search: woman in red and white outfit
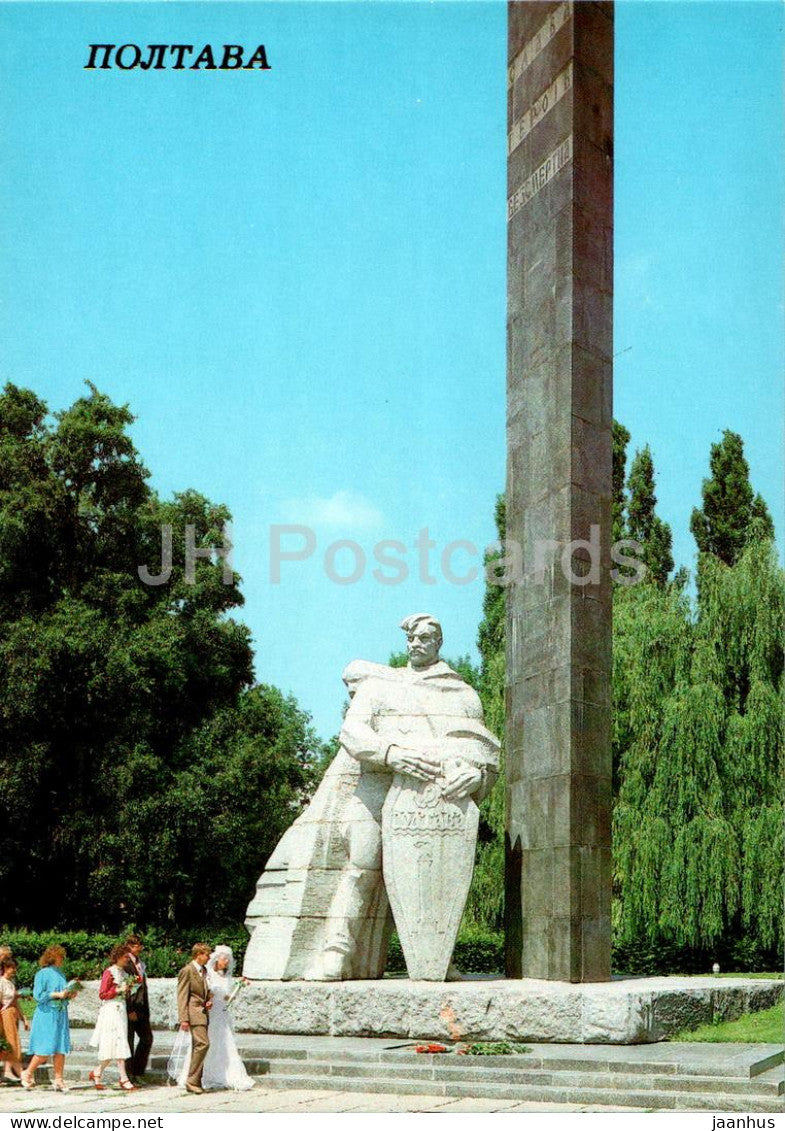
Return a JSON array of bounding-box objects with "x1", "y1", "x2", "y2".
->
[
  {"x1": 88, "y1": 946, "x2": 135, "y2": 1091},
  {"x1": 0, "y1": 955, "x2": 28, "y2": 1082}
]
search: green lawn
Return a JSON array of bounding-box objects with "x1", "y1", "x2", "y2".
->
[
  {"x1": 672, "y1": 1001, "x2": 784, "y2": 1043},
  {"x1": 669, "y1": 972, "x2": 784, "y2": 980}
]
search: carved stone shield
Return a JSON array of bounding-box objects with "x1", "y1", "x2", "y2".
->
[{"x1": 382, "y1": 774, "x2": 479, "y2": 981}]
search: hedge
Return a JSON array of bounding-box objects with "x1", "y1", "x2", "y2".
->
[
  {"x1": 2, "y1": 926, "x2": 780, "y2": 988},
  {"x1": 387, "y1": 926, "x2": 503, "y2": 974},
  {"x1": 0, "y1": 927, "x2": 249, "y2": 990}
]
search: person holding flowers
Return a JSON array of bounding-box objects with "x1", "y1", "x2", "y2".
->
[
  {"x1": 22, "y1": 945, "x2": 78, "y2": 1091},
  {"x1": 87, "y1": 945, "x2": 138, "y2": 1091},
  {"x1": 0, "y1": 955, "x2": 28, "y2": 1083},
  {"x1": 202, "y1": 945, "x2": 253, "y2": 1091}
]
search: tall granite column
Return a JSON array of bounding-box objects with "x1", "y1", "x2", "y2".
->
[{"x1": 505, "y1": 1, "x2": 613, "y2": 982}]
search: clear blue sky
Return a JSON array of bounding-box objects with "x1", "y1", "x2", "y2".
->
[{"x1": 1, "y1": 2, "x2": 782, "y2": 739}]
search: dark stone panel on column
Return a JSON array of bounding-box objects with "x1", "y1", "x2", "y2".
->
[{"x1": 505, "y1": 1, "x2": 614, "y2": 982}]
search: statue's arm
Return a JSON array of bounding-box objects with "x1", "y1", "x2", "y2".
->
[
  {"x1": 339, "y1": 683, "x2": 389, "y2": 771},
  {"x1": 447, "y1": 685, "x2": 501, "y2": 802},
  {"x1": 474, "y1": 762, "x2": 498, "y2": 804}
]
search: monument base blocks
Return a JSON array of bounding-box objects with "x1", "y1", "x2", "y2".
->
[{"x1": 68, "y1": 976, "x2": 783, "y2": 1045}]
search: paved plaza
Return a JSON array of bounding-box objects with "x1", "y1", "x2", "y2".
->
[{"x1": 0, "y1": 1080, "x2": 641, "y2": 1115}]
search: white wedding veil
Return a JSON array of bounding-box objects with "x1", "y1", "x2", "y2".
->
[{"x1": 206, "y1": 944, "x2": 235, "y2": 981}]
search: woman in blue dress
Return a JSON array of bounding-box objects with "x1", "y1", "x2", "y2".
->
[{"x1": 21, "y1": 946, "x2": 75, "y2": 1092}]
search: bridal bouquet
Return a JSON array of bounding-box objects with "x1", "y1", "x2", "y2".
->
[
  {"x1": 225, "y1": 977, "x2": 250, "y2": 1010},
  {"x1": 116, "y1": 972, "x2": 142, "y2": 997},
  {"x1": 54, "y1": 979, "x2": 82, "y2": 1010}
]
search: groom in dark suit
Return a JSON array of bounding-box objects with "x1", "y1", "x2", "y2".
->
[
  {"x1": 177, "y1": 943, "x2": 213, "y2": 1094},
  {"x1": 124, "y1": 934, "x2": 153, "y2": 1082}
]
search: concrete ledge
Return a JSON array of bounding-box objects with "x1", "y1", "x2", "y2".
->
[{"x1": 66, "y1": 976, "x2": 783, "y2": 1044}]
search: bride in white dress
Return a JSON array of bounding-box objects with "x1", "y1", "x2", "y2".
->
[{"x1": 169, "y1": 946, "x2": 253, "y2": 1091}]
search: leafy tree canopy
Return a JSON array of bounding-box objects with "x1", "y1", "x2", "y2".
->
[{"x1": 0, "y1": 383, "x2": 320, "y2": 930}]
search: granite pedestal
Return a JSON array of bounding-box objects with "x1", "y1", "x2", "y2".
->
[{"x1": 67, "y1": 976, "x2": 783, "y2": 1045}]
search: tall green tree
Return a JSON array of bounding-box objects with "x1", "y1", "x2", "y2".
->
[
  {"x1": 690, "y1": 430, "x2": 774, "y2": 565},
  {"x1": 113, "y1": 685, "x2": 320, "y2": 926},
  {"x1": 626, "y1": 445, "x2": 674, "y2": 586},
  {"x1": 0, "y1": 383, "x2": 319, "y2": 929},
  {"x1": 612, "y1": 421, "x2": 631, "y2": 545},
  {"x1": 613, "y1": 538, "x2": 783, "y2": 953}
]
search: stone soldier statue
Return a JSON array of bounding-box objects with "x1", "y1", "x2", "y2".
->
[
  {"x1": 242, "y1": 615, "x2": 499, "y2": 982},
  {"x1": 338, "y1": 614, "x2": 499, "y2": 980}
]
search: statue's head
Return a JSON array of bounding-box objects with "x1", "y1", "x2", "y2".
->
[{"x1": 401, "y1": 613, "x2": 442, "y2": 670}]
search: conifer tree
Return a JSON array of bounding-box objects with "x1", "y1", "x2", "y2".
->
[
  {"x1": 690, "y1": 430, "x2": 774, "y2": 565},
  {"x1": 626, "y1": 445, "x2": 674, "y2": 586},
  {"x1": 612, "y1": 420, "x2": 631, "y2": 545}
]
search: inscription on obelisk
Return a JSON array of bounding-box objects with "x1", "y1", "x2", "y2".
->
[{"x1": 505, "y1": 1, "x2": 613, "y2": 982}]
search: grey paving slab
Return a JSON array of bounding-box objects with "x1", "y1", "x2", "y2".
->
[
  {"x1": 0, "y1": 1081, "x2": 773, "y2": 1114},
  {"x1": 294, "y1": 1092, "x2": 457, "y2": 1113},
  {"x1": 0, "y1": 1081, "x2": 565, "y2": 1116},
  {"x1": 505, "y1": 1101, "x2": 648, "y2": 1114},
  {"x1": 193, "y1": 1095, "x2": 311, "y2": 1114},
  {"x1": 280, "y1": 1091, "x2": 403, "y2": 1113},
  {"x1": 0, "y1": 1086, "x2": 162, "y2": 1113},
  {"x1": 431, "y1": 1097, "x2": 523, "y2": 1112}
]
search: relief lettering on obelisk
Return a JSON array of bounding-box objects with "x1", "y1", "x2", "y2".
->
[
  {"x1": 508, "y1": 61, "x2": 573, "y2": 154},
  {"x1": 506, "y1": 0, "x2": 614, "y2": 982}
]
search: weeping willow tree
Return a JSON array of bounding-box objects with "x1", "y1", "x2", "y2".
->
[
  {"x1": 614, "y1": 531, "x2": 784, "y2": 955},
  {"x1": 468, "y1": 429, "x2": 782, "y2": 965}
]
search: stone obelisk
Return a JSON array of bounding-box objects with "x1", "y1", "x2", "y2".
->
[{"x1": 505, "y1": 1, "x2": 613, "y2": 982}]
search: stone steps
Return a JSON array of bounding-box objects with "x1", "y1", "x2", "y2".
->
[
  {"x1": 28, "y1": 1046, "x2": 783, "y2": 1112},
  {"x1": 247, "y1": 1070, "x2": 784, "y2": 1112},
  {"x1": 214, "y1": 1050, "x2": 780, "y2": 1111},
  {"x1": 229, "y1": 1045, "x2": 783, "y2": 1079},
  {"x1": 245, "y1": 1055, "x2": 784, "y2": 1097}
]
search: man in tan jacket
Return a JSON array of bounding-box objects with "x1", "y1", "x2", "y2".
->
[{"x1": 177, "y1": 943, "x2": 213, "y2": 1094}]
